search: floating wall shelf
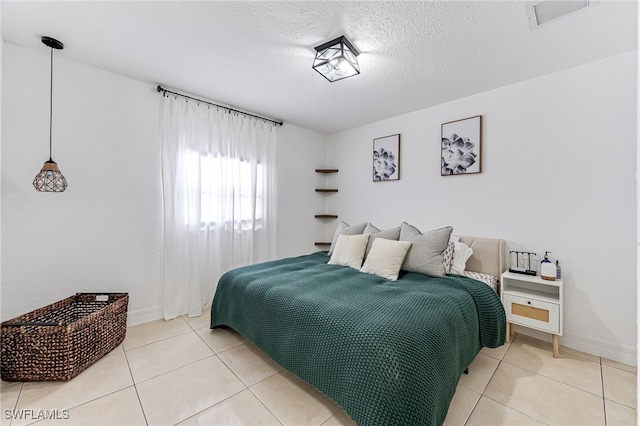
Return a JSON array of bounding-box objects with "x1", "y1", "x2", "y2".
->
[{"x1": 315, "y1": 168, "x2": 339, "y2": 247}]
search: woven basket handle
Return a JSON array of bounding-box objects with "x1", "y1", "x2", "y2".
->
[{"x1": 2, "y1": 322, "x2": 62, "y2": 327}]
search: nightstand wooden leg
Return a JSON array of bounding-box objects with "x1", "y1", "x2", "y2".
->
[
  {"x1": 506, "y1": 322, "x2": 512, "y2": 343},
  {"x1": 552, "y1": 334, "x2": 559, "y2": 358}
]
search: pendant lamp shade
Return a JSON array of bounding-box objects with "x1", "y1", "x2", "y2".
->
[
  {"x1": 33, "y1": 160, "x2": 67, "y2": 192},
  {"x1": 312, "y1": 36, "x2": 360, "y2": 82},
  {"x1": 33, "y1": 36, "x2": 67, "y2": 192}
]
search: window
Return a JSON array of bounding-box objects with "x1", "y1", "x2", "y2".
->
[{"x1": 196, "y1": 153, "x2": 264, "y2": 229}]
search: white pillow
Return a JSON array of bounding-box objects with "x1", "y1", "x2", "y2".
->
[
  {"x1": 328, "y1": 234, "x2": 370, "y2": 270},
  {"x1": 360, "y1": 238, "x2": 412, "y2": 281},
  {"x1": 450, "y1": 242, "x2": 474, "y2": 275}
]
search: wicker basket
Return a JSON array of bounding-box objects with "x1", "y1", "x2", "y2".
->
[{"x1": 1, "y1": 293, "x2": 128, "y2": 382}]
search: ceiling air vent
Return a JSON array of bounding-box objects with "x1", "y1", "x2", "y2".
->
[{"x1": 525, "y1": 0, "x2": 590, "y2": 29}]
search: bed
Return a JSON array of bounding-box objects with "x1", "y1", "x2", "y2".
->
[{"x1": 210, "y1": 234, "x2": 506, "y2": 425}]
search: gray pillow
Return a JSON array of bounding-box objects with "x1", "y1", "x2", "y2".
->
[
  {"x1": 328, "y1": 221, "x2": 368, "y2": 255},
  {"x1": 363, "y1": 223, "x2": 401, "y2": 257},
  {"x1": 399, "y1": 222, "x2": 453, "y2": 276}
]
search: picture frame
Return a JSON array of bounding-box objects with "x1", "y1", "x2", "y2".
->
[
  {"x1": 441, "y1": 115, "x2": 482, "y2": 176},
  {"x1": 373, "y1": 134, "x2": 400, "y2": 181}
]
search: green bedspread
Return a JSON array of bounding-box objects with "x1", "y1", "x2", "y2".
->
[{"x1": 210, "y1": 251, "x2": 506, "y2": 425}]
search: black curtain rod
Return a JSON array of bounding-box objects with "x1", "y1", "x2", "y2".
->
[{"x1": 156, "y1": 85, "x2": 283, "y2": 126}]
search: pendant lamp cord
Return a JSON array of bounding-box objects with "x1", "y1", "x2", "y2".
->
[{"x1": 48, "y1": 46, "x2": 53, "y2": 162}]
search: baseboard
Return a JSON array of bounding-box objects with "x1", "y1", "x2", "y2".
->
[
  {"x1": 513, "y1": 325, "x2": 637, "y2": 367},
  {"x1": 560, "y1": 334, "x2": 637, "y2": 367},
  {"x1": 127, "y1": 305, "x2": 163, "y2": 327}
]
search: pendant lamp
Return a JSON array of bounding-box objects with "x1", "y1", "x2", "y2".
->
[
  {"x1": 312, "y1": 36, "x2": 360, "y2": 82},
  {"x1": 33, "y1": 36, "x2": 67, "y2": 192}
]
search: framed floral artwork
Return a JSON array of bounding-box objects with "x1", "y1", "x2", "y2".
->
[
  {"x1": 441, "y1": 115, "x2": 482, "y2": 175},
  {"x1": 373, "y1": 134, "x2": 400, "y2": 181}
]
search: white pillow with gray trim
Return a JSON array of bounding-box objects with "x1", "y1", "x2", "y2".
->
[{"x1": 399, "y1": 223, "x2": 453, "y2": 276}]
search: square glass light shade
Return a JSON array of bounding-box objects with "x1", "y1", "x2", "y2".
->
[
  {"x1": 33, "y1": 160, "x2": 67, "y2": 192},
  {"x1": 313, "y1": 36, "x2": 360, "y2": 82}
]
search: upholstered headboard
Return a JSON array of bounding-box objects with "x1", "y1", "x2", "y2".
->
[{"x1": 458, "y1": 236, "x2": 506, "y2": 279}]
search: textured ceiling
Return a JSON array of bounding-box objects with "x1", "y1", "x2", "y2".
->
[{"x1": 1, "y1": 1, "x2": 637, "y2": 135}]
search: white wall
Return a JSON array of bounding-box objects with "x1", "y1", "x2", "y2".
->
[
  {"x1": 1, "y1": 42, "x2": 324, "y2": 325},
  {"x1": 275, "y1": 124, "x2": 328, "y2": 257},
  {"x1": 326, "y1": 51, "x2": 637, "y2": 365}
]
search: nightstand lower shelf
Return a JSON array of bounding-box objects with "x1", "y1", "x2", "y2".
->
[{"x1": 505, "y1": 323, "x2": 560, "y2": 358}]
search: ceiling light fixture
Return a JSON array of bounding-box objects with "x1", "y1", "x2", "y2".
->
[
  {"x1": 312, "y1": 36, "x2": 360, "y2": 83},
  {"x1": 33, "y1": 36, "x2": 67, "y2": 192},
  {"x1": 525, "y1": 0, "x2": 590, "y2": 29}
]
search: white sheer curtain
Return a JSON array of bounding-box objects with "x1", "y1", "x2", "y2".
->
[{"x1": 160, "y1": 95, "x2": 277, "y2": 320}]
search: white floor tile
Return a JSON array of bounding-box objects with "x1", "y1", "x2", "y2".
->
[
  {"x1": 1, "y1": 382, "x2": 22, "y2": 422},
  {"x1": 321, "y1": 410, "x2": 357, "y2": 426},
  {"x1": 182, "y1": 309, "x2": 212, "y2": 331},
  {"x1": 466, "y1": 396, "x2": 545, "y2": 425},
  {"x1": 136, "y1": 356, "x2": 245, "y2": 426},
  {"x1": 480, "y1": 340, "x2": 511, "y2": 360},
  {"x1": 458, "y1": 353, "x2": 500, "y2": 394},
  {"x1": 196, "y1": 327, "x2": 247, "y2": 353},
  {"x1": 602, "y1": 364, "x2": 637, "y2": 409},
  {"x1": 127, "y1": 332, "x2": 214, "y2": 383},
  {"x1": 251, "y1": 370, "x2": 339, "y2": 426},
  {"x1": 605, "y1": 399, "x2": 637, "y2": 426},
  {"x1": 123, "y1": 317, "x2": 192, "y2": 350},
  {"x1": 217, "y1": 342, "x2": 282, "y2": 386},
  {"x1": 35, "y1": 386, "x2": 146, "y2": 425},
  {"x1": 13, "y1": 351, "x2": 133, "y2": 426},
  {"x1": 504, "y1": 334, "x2": 603, "y2": 396},
  {"x1": 484, "y1": 362, "x2": 606, "y2": 425},
  {"x1": 443, "y1": 385, "x2": 481, "y2": 426},
  {"x1": 177, "y1": 389, "x2": 282, "y2": 425}
]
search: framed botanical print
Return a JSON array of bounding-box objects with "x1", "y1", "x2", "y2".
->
[
  {"x1": 373, "y1": 134, "x2": 400, "y2": 181},
  {"x1": 441, "y1": 115, "x2": 482, "y2": 175}
]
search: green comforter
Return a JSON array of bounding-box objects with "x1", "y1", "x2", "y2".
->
[{"x1": 210, "y1": 252, "x2": 505, "y2": 425}]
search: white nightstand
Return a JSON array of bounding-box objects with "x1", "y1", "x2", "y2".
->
[{"x1": 501, "y1": 271, "x2": 563, "y2": 357}]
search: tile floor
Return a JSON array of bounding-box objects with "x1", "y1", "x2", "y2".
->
[{"x1": 1, "y1": 310, "x2": 636, "y2": 426}]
